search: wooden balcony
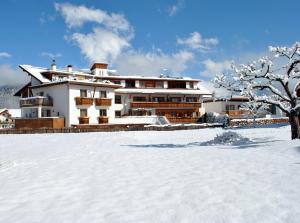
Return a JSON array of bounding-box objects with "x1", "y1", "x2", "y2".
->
[
  {"x1": 95, "y1": 98, "x2": 112, "y2": 106},
  {"x1": 15, "y1": 117, "x2": 64, "y2": 129},
  {"x1": 98, "y1": 116, "x2": 109, "y2": 124},
  {"x1": 78, "y1": 116, "x2": 89, "y2": 124},
  {"x1": 131, "y1": 102, "x2": 201, "y2": 108},
  {"x1": 75, "y1": 97, "x2": 93, "y2": 106},
  {"x1": 225, "y1": 110, "x2": 249, "y2": 118},
  {"x1": 20, "y1": 96, "x2": 53, "y2": 107}
]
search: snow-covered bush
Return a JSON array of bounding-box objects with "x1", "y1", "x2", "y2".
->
[
  {"x1": 203, "y1": 112, "x2": 230, "y2": 127},
  {"x1": 202, "y1": 131, "x2": 251, "y2": 146}
]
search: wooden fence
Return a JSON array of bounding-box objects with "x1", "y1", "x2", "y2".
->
[{"x1": 0, "y1": 123, "x2": 223, "y2": 134}]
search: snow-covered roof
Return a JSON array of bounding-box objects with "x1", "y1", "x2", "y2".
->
[
  {"x1": 30, "y1": 80, "x2": 122, "y2": 89},
  {"x1": 115, "y1": 88, "x2": 211, "y2": 95},
  {"x1": 0, "y1": 108, "x2": 8, "y2": 114},
  {"x1": 8, "y1": 109, "x2": 21, "y2": 118},
  {"x1": 99, "y1": 75, "x2": 200, "y2": 82},
  {"x1": 22, "y1": 64, "x2": 200, "y2": 82},
  {"x1": 19, "y1": 65, "x2": 51, "y2": 84}
]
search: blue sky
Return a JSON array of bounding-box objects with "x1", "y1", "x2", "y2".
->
[{"x1": 0, "y1": 0, "x2": 300, "y2": 85}]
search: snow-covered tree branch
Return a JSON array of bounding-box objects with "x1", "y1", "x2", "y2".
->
[{"x1": 214, "y1": 42, "x2": 300, "y2": 139}]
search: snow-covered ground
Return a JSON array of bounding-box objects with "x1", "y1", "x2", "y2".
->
[{"x1": 0, "y1": 125, "x2": 300, "y2": 223}]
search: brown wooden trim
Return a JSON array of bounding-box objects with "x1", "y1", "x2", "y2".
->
[
  {"x1": 167, "y1": 117, "x2": 199, "y2": 123},
  {"x1": 95, "y1": 98, "x2": 112, "y2": 106},
  {"x1": 75, "y1": 97, "x2": 93, "y2": 106},
  {"x1": 78, "y1": 116, "x2": 89, "y2": 124},
  {"x1": 98, "y1": 116, "x2": 109, "y2": 124},
  {"x1": 15, "y1": 117, "x2": 65, "y2": 129},
  {"x1": 91, "y1": 63, "x2": 108, "y2": 70},
  {"x1": 131, "y1": 102, "x2": 201, "y2": 108}
]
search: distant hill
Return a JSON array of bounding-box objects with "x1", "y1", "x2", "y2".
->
[{"x1": 0, "y1": 85, "x2": 21, "y2": 109}]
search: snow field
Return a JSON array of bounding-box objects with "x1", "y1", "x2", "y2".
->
[{"x1": 0, "y1": 125, "x2": 300, "y2": 223}]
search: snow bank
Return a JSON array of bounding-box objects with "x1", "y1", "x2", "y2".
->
[{"x1": 201, "y1": 131, "x2": 251, "y2": 146}]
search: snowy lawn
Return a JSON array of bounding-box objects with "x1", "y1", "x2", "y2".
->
[{"x1": 0, "y1": 125, "x2": 300, "y2": 223}]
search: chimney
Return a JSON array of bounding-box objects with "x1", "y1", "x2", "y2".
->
[
  {"x1": 67, "y1": 65, "x2": 73, "y2": 73},
  {"x1": 51, "y1": 60, "x2": 57, "y2": 71},
  {"x1": 90, "y1": 63, "x2": 108, "y2": 76}
]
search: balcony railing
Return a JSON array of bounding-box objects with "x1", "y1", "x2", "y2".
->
[
  {"x1": 225, "y1": 110, "x2": 249, "y2": 118},
  {"x1": 95, "y1": 98, "x2": 112, "y2": 106},
  {"x1": 78, "y1": 116, "x2": 89, "y2": 124},
  {"x1": 98, "y1": 116, "x2": 109, "y2": 124},
  {"x1": 131, "y1": 101, "x2": 201, "y2": 108},
  {"x1": 75, "y1": 97, "x2": 94, "y2": 106},
  {"x1": 20, "y1": 96, "x2": 53, "y2": 107}
]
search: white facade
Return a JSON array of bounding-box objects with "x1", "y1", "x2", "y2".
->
[{"x1": 16, "y1": 63, "x2": 212, "y2": 127}]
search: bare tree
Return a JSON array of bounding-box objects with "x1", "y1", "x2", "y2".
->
[{"x1": 214, "y1": 42, "x2": 300, "y2": 139}]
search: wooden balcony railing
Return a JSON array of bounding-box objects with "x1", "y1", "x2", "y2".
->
[
  {"x1": 225, "y1": 110, "x2": 249, "y2": 118},
  {"x1": 98, "y1": 116, "x2": 109, "y2": 124},
  {"x1": 78, "y1": 116, "x2": 89, "y2": 124},
  {"x1": 20, "y1": 97, "x2": 53, "y2": 107},
  {"x1": 75, "y1": 97, "x2": 93, "y2": 106},
  {"x1": 131, "y1": 102, "x2": 201, "y2": 108},
  {"x1": 95, "y1": 98, "x2": 112, "y2": 106}
]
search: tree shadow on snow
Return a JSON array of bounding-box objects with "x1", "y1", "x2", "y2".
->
[{"x1": 124, "y1": 138, "x2": 281, "y2": 149}]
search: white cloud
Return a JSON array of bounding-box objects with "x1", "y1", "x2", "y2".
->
[
  {"x1": 72, "y1": 27, "x2": 131, "y2": 63},
  {"x1": 55, "y1": 3, "x2": 133, "y2": 64},
  {"x1": 41, "y1": 52, "x2": 62, "y2": 59},
  {"x1": 55, "y1": 2, "x2": 131, "y2": 33},
  {"x1": 201, "y1": 59, "x2": 232, "y2": 78},
  {"x1": 177, "y1": 32, "x2": 219, "y2": 51},
  {"x1": 0, "y1": 52, "x2": 11, "y2": 58},
  {"x1": 0, "y1": 64, "x2": 29, "y2": 86},
  {"x1": 115, "y1": 50, "x2": 194, "y2": 76},
  {"x1": 168, "y1": 0, "x2": 185, "y2": 16}
]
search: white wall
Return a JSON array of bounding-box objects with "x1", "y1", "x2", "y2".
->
[
  {"x1": 32, "y1": 84, "x2": 69, "y2": 124},
  {"x1": 203, "y1": 101, "x2": 245, "y2": 114},
  {"x1": 69, "y1": 84, "x2": 115, "y2": 126}
]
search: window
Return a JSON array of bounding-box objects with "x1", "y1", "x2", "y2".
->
[
  {"x1": 80, "y1": 109, "x2": 88, "y2": 117},
  {"x1": 115, "y1": 95, "x2": 122, "y2": 104},
  {"x1": 226, "y1": 105, "x2": 235, "y2": 111},
  {"x1": 125, "y1": 80, "x2": 135, "y2": 88},
  {"x1": 168, "y1": 81, "x2": 186, "y2": 89},
  {"x1": 100, "y1": 91, "x2": 107, "y2": 98},
  {"x1": 115, "y1": 110, "x2": 121, "y2": 117},
  {"x1": 139, "y1": 81, "x2": 145, "y2": 88},
  {"x1": 133, "y1": 96, "x2": 146, "y2": 102},
  {"x1": 41, "y1": 109, "x2": 51, "y2": 117},
  {"x1": 152, "y1": 97, "x2": 165, "y2": 102},
  {"x1": 99, "y1": 109, "x2": 107, "y2": 116},
  {"x1": 186, "y1": 97, "x2": 197, "y2": 102},
  {"x1": 156, "y1": 81, "x2": 164, "y2": 88},
  {"x1": 39, "y1": 92, "x2": 44, "y2": 96},
  {"x1": 170, "y1": 97, "x2": 181, "y2": 102},
  {"x1": 80, "y1": 89, "x2": 87, "y2": 97},
  {"x1": 190, "y1": 82, "x2": 194, "y2": 89},
  {"x1": 113, "y1": 80, "x2": 121, "y2": 85}
]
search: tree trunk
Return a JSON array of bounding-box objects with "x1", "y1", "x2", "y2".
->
[{"x1": 289, "y1": 110, "x2": 300, "y2": 140}]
